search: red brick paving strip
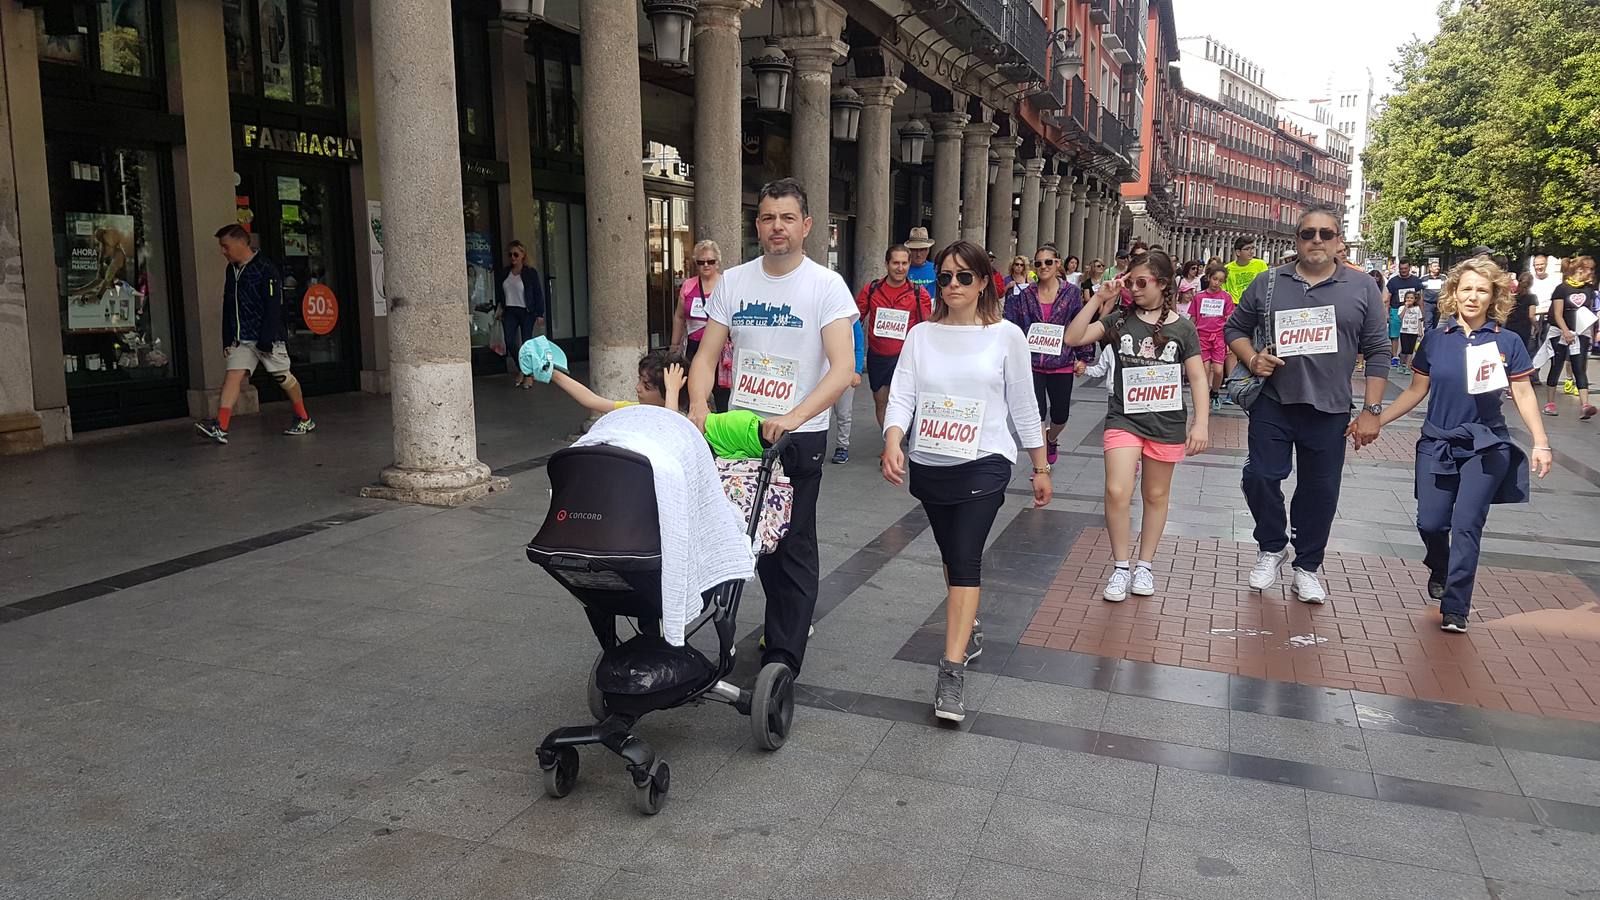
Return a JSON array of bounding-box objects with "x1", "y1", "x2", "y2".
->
[{"x1": 1022, "y1": 529, "x2": 1600, "y2": 722}]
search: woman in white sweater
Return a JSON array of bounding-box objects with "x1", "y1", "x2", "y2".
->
[{"x1": 881, "y1": 240, "x2": 1053, "y2": 723}]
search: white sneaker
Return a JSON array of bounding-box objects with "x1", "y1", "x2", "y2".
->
[
  {"x1": 1248, "y1": 550, "x2": 1288, "y2": 591},
  {"x1": 1131, "y1": 566, "x2": 1156, "y2": 596},
  {"x1": 1104, "y1": 567, "x2": 1131, "y2": 603},
  {"x1": 1291, "y1": 567, "x2": 1327, "y2": 605}
]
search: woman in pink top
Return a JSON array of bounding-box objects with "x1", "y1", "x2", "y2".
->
[
  {"x1": 671, "y1": 240, "x2": 729, "y2": 409},
  {"x1": 1187, "y1": 262, "x2": 1231, "y2": 410}
]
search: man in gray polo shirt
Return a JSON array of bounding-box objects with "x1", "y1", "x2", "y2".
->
[{"x1": 1224, "y1": 204, "x2": 1391, "y2": 604}]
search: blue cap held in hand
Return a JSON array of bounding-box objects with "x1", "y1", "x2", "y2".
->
[{"x1": 518, "y1": 335, "x2": 569, "y2": 383}]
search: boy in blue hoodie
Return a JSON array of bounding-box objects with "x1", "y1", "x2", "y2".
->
[{"x1": 195, "y1": 224, "x2": 314, "y2": 443}]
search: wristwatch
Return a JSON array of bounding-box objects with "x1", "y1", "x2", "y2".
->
[
  {"x1": 1033, "y1": 464, "x2": 1053, "y2": 475},
  {"x1": 1363, "y1": 403, "x2": 1384, "y2": 415}
]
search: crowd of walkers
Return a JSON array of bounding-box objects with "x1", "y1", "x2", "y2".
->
[{"x1": 537, "y1": 176, "x2": 1571, "y2": 723}]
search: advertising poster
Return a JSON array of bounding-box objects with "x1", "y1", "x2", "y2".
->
[
  {"x1": 65, "y1": 212, "x2": 138, "y2": 332},
  {"x1": 367, "y1": 200, "x2": 386, "y2": 317}
]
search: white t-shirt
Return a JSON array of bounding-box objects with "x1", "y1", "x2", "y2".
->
[
  {"x1": 1531, "y1": 270, "x2": 1564, "y2": 314},
  {"x1": 883, "y1": 321, "x2": 1045, "y2": 466},
  {"x1": 502, "y1": 271, "x2": 526, "y2": 308},
  {"x1": 707, "y1": 256, "x2": 858, "y2": 433}
]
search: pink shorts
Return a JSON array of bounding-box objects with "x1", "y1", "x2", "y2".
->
[
  {"x1": 1104, "y1": 428, "x2": 1186, "y2": 463},
  {"x1": 1198, "y1": 329, "x2": 1227, "y2": 365}
]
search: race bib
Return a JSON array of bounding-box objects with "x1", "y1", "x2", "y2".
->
[
  {"x1": 731, "y1": 349, "x2": 799, "y2": 415},
  {"x1": 873, "y1": 308, "x2": 910, "y2": 341},
  {"x1": 1122, "y1": 364, "x2": 1184, "y2": 413},
  {"x1": 1026, "y1": 323, "x2": 1066, "y2": 356},
  {"x1": 1466, "y1": 341, "x2": 1508, "y2": 395},
  {"x1": 688, "y1": 292, "x2": 707, "y2": 320},
  {"x1": 913, "y1": 394, "x2": 985, "y2": 460},
  {"x1": 1571, "y1": 304, "x2": 1597, "y2": 335},
  {"x1": 1199, "y1": 296, "x2": 1226, "y2": 318},
  {"x1": 1275, "y1": 306, "x2": 1339, "y2": 357}
]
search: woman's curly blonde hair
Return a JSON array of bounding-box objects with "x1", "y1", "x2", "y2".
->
[{"x1": 1438, "y1": 257, "x2": 1514, "y2": 324}]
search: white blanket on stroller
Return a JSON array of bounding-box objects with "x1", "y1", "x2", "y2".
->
[{"x1": 573, "y1": 405, "x2": 756, "y2": 646}]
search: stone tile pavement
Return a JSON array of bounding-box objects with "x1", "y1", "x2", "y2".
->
[{"x1": 5, "y1": 373, "x2": 1600, "y2": 898}]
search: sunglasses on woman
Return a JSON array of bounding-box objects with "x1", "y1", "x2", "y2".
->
[
  {"x1": 1297, "y1": 227, "x2": 1339, "y2": 242},
  {"x1": 936, "y1": 271, "x2": 979, "y2": 287},
  {"x1": 695, "y1": 258, "x2": 718, "y2": 266}
]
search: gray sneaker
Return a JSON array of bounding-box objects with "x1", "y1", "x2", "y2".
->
[
  {"x1": 933, "y1": 658, "x2": 966, "y2": 722},
  {"x1": 966, "y1": 618, "x2": 984, "y2": 663}
]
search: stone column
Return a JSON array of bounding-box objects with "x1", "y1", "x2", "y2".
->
[
  {"x1": 694, "y1": 0, "x2": 758, "y2": 262},
  {"x1": 363, "y1": 0, "x2": 501, "y2": 504},
  {"x1": 849, "y1": 75, "x2": 906, "y2": 285},
  {"x1": 1103, "y1": 191, "x2": 1122, "y2": 260},
  {"x1": 987, "y1": 136, "x2": 1019, "y2": 260},
  {"x1": 1038, "y1": 173, "x2": 1060, "y2": 249},
  {"x1": 778, "y1": 0, "x2": 847, "y2": 264},
  {"x1": 960, "y1": 120, "x2": 996, "y2": 245},
  {"x1": 928, "y1": 112, "x2": 968, "y2": 252},
  {"x1": 1016, "y1": 157, "x2": 1044, "y2": 258},
  {"x1": 1070, "y1": 179, "x2": 1091, "y2": 262},
  {"x1": 1054, "y1": 173, "x2": 1074, "y2": 261}
]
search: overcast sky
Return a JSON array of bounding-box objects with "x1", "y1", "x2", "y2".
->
[{"x1": 1171, "y1": 0, "x2": 1444, "y2": 100}]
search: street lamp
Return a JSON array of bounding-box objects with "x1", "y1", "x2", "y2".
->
[
  {"x1": 499, "y1": 0, "x2": 545, "y2": 20},
  {"x1": 988, "y1": 152, "x2": 1000, "y2": 185},
  {"x1": 643, "y1": 0, "x2": 698, "y2": 67},
  {"x1": 830, "y1": 86, "x2": 863, "y2": 142},
  {"x1": 749, "y1": 40, "x2": 793, "y2": 112},
  {"x1": 898, "y1": 118, "x2": 930, "y2": 165}
]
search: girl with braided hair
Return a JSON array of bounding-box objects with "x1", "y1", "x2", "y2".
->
[{"x1": 1065, "y1": 249, "x2": 1210, "y2": 602}]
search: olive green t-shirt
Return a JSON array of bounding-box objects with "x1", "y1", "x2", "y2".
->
[{"x1": 1098, "y1": 311, "x2": 1201, "y2": 445}]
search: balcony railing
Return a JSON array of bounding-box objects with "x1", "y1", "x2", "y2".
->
[
  {"x1": 1088, "y1": 0, "x2": 1111, "y2": 26},
  {"x1": 1001, "y1": 0, "x2": 1050, "y2": 83},
  {"x1": 1101, "y1": 108, "x2": 1126, "y2": 157},
  {"x1": 1038, "y1": 60, "x2": 1067, "y2": 111}
]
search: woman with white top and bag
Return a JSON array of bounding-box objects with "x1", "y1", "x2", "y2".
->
[{"x1": 882, "y1": 240, "x2": 1052, "y2": 723}]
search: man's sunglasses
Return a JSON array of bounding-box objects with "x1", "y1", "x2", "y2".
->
[
  {"x1": 936, "y1": 271, "x2": 979, "y2": 287},
  {"x1": 1031, "y1": 259, "x2": 1057, "y2": 268},
  {"x1": 1297, "y1": 228, "x2": 1339, "y2": 242},
  {"x1": 694, "y1": 259, "x2": 718, "y2": 266}
]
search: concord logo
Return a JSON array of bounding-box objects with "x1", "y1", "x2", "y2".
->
[{"x1": 556, "y1": 509, "x2": 603, "y2": 522}]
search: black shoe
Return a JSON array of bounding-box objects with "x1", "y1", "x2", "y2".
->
[
  {"x1": 1441, "y1": 614, "x2": 1468, "y2": 633},
  {"x1": 1427, "y1": 579, "x2": 1445, "y2": 602}
]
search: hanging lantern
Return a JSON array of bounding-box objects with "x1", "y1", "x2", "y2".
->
[
  {"x1": 988, "y1": 152, "x2": 1000, "y2": 185},
  {"x1": 830, "y1": 86, "x2": 864, "y2": 142},
  {"x1": 749, "y1": 40, "x2": 793, "y2": 112},
  {"x1": 897, "y1": 118, "x2": 931, "y2": 165},
  {"x1": 643, "y1": 0, "x2": 697, "y2": 67},
  {"x1": 1011, "y1": 163, "x2": 1024, "y2": 195},
  {"x1": 499, "y1": 0, "x2": 545, "y2": 20}
]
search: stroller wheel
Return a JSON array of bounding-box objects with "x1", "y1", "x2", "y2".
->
[
  {"x1": 633, "y1": 759, "x2": 670, "y2": 815},
  {"x1": 543, "y1": 746, "x2": 580, "y2": 799},
  {"x1": 750, "y1": 662, "x2": 795, "y2": 751},
  {"x1": 587, "y1": 652, "x2": 609, "y2": 721}
]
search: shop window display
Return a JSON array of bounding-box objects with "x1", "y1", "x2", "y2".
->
[
  {"x1": 35, "y1": 0, "x2": 155, "y2": 78},
  {"x1": 223, "y1": 0, "x2": 336, "y2": 107},
  {"x1": 463, "y1": 183, "x2": 497, "y2": 351},
  {"x1": 48, "y1": 143, "x2": 176, "y2": 386}
]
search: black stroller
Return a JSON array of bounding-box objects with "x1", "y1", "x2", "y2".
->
[{"x1": 525, "y1": 433, "x2": 795, "y2": 815}]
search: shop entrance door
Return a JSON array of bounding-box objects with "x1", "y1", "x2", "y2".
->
[
  {"x1": 234, "y1": 161, "x2": 359, "y2": 397},
  {"x1": 532, "y1": 196, "x2": 589, "y2": 359}
]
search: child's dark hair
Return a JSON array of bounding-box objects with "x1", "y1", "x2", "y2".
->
[
  {"x1": 638, "y1": 348, "x2": 688, "y2": 397},
  {"x1": 1107, "y1": 249, "x2": 1178, "y2": 352}
]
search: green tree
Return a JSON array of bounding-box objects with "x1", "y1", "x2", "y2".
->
[{"x1": 1362, "y1": 0, "x2": 1600, "y2": 256}]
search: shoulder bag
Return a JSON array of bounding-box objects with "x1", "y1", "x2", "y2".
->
[{"x1": 1223, "y1": 266, "x2": 1276, "y2": 412}]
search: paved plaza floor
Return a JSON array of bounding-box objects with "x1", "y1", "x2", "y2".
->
[{"x1": 5, "y1": 372, "x2": 1600, "y2": 899}]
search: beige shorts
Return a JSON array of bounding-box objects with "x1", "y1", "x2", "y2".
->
[{"x1": 225, "y1": 341, "x2": 292, "y2": 374}]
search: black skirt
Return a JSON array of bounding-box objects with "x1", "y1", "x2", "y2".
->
[{"x1": 909, "y1": 455, "x2": 1014, "y2": 505}]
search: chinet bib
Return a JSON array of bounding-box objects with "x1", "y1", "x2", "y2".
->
[
  {"x1": 1121, "y1": 364, "x2": 1184, "y2": 413},
  {"x1": 1275, "y1": 306, "x2": 1338, "y2": 357}
]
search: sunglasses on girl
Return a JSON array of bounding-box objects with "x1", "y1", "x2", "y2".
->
[
  {"x1": 1126, "y1": 276, "x2": 1161, "y2": 291},
  {"x1": 1031, "y1": 259, "x2": 1057, "y2": 268},
  {"x1": 936, "y1": 271, "x2": 978, "y2": 287},
  {"x1": 1297, "y1": 227, "x2": 1339, "y2": 242}
]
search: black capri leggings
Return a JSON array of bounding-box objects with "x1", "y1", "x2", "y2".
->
[
  {"x1": 910, "y1": 456, "x2": 1012, "y2": 587},
  {"x1": 1546, "y1": 335, "x2": 1591, "y2": 389},
  {"x1": 1033, "y1": 371, "x2": 1075, "y2": 427},
  {"x1": 1399, "y1": 333, "x2": 1419, "y2": 355}
]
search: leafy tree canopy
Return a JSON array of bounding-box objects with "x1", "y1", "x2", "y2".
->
[{"x1": 1363, "y1": 0, "x2": 1600, "y2": 257}]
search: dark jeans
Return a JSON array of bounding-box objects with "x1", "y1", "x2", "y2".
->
[
  {"x1": 1416, "y1": 446, "x2": 1509, "y2": 619},
  {"x1": 1241, "y1": 395, "x2": 1348, "y2": 572},
  {"x1": 758, "y1": 430, "x2": 827, "y2": 673},
  {"x1": 501, "y1": 306, "x2": 537, "y2": 367},
  {"x1": 1545, "y1": 335, "x2": 1591, "y2": 389},
  {"x1": 1032, "y1": 371, "x2": 1075, "y2": 427}
]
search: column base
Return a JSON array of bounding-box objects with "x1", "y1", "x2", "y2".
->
[
  {"x1": 360, "y1": 461, "x2": 509, "y2": 507},
  {"x1": 0, "y1": 411, "x2": 45, "y2": 455},
  {"x1": 187, "y1": 385, "x2": 259, "y2": 419},
  {"x1": 360, "y1": 368, "x2": 392, "y2": 394}
]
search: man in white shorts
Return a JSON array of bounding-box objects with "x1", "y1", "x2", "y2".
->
[{"x1": 194, "y1": 224, "x2": 315, "y2": 443}]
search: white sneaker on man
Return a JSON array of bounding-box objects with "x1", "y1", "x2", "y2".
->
[
  {"x1": 1247, "y1": 550, "x2": 1288, "y2": 590},
  {"x1": 1291, "y1": 567, "x2": 1327, "y2": 604}
]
